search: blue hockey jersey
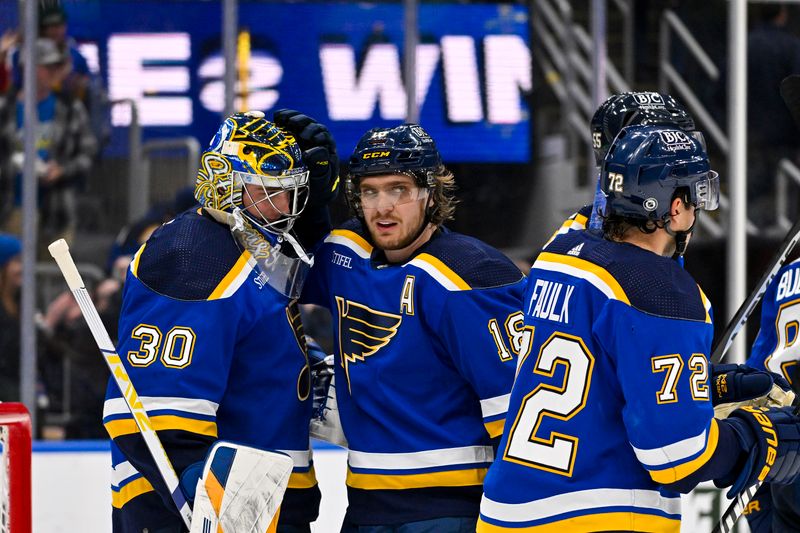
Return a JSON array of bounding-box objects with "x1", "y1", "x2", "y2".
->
[
  {"x1": 479, "y1": 229, "x2": 717, "y2": 532},
  {"x1": 302, "y1": 219, "x2": 526, "y2": 525},
  {"x1": 103, "y1": 210, "x2": 320, "y2": 531},
  {"x1": 747, "y1": 257, "x2": 800, "y2": 385}
]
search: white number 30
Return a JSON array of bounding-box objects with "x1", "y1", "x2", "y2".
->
[{"x1": 128, "y1": 324, "x2": 196, "y2": 369}]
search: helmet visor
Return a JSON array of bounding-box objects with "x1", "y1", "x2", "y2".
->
[
  {"x1": 355, "y1": 182, "x2": 429, "y2": 210},
  {"x1": 692, "y1": 170, "x2": 719, "y2": 211},
  {"x1": 688, "y1": 130, "x2": 707, "y2": 152}
]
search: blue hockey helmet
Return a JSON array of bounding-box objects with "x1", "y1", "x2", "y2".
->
[
  {"x1": 591, "y1": 92, "x2": 698, "y2": 166},
  {"x1": 347, "y1": 124, "x2": 442, "y2": 186},
  {"x1": 346, "y1": 123, "x2": 445, "y2": 217},
  {"x1": 194, "y1": 110, "x2": 309, "y2": 235},
  {"x1": 601, "y1": 124, "x2": 719, "y2": 222}
]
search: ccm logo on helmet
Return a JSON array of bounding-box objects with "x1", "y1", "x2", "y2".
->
[
  {"x1": 742, "y1": 406, "x2": 779, "y2": 482},
  {"x1": 363, "y1": 151, "x2": 391, "y2": 159}
]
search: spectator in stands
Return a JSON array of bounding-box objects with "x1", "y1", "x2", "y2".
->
[
  {"x1": 747, "y1": 4, "x2": 800, "y2": 227},
  {"x1": 33, "y1": 0, "x2": 110, "y2": 148},
  {"x1": 9, "y1": 1, "x2": 91, "y2": 103},
  {"x1": 0, "y1": 37, "x2": 96, "y2": 244},
  {"x1": 0, "y1": 30, "x2": 17, "y2": 93},
  {"x1": 39, "y1": 272, "x2": 119, "y2": 439},
  {"x1": 0, "y1": 234, "x2": 22, "y2": 401},
  {"x1": 37, "y1": 0, "x2": 91, "y2": 102}
]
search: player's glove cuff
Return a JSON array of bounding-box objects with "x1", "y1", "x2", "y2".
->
[
  {"x1": 712, "y1": 364, "x2": 796, "y2": 419},
  {"x1": 712, "y1": 364, "x2": 774, "y2": 406}
]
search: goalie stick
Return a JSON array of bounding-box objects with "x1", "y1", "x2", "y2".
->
[
  {"x1": 47, "y1": 239, "x2": 193, "y2": 530},
  {"x1": 711, "y1": 73, "x2": 800, "y2": 533}
]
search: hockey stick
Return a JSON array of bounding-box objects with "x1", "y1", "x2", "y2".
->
[
  {"x1": 711, "y1": 216, "x2": 800, "y2": 364},
  {"x1": 711, "y1": 74, "x2": 800, "y2": 365},
  {"x1": 710, "y1": 74, "x2": 800, "y2": 533},
  {"x1": 47, "y1": 239, "x2": 193, "y2": 530}
]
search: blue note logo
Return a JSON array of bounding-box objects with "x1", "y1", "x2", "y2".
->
[{"x1": 335, "y1": 296, "x2": 402, "y2": 392}]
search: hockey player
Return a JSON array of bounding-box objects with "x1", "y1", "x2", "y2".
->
[
  {"x1": 478, "y1": 124, "x2": 800, "y2": 532},
  {"x1": 103, "y1": 110, "x2": 337, "y2": 532},
  {"x1": 741, "y1": 257, "x2": 800, "y2": 532},
  {"x1": 291, "y1": 119, "x2": 526, "y2": 532}
]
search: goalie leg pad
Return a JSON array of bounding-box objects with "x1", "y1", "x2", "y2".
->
[{"x1": 189, "y1": 441, "x2": 294, "y2": 533}]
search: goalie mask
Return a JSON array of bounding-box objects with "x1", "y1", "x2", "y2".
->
[
  {"x1": 602, "y1": 124, "x2": 719, "y2": 223},
  {"x1": 194, "y1": 110, "x2": 310, "y2": 236},
  {"x1": 591, "y1": 92, "x2": 700, "y2": 167},
  {"x1": 195, "y1": 111, "x2": 313, "y2": 299}
]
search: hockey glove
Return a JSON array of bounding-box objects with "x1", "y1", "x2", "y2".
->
[
  {"x1": 712, "y1": 364, "x2": 795, "y2": 419},
  {"x1": 307, "y1": 337, "x2": 347, "y2": 447},
  {"x1": 718, "y1": 406, "x2": 800, "y2": 498},
  {"x1": 273, "y1": 109, "x2": 339, "y2": 208},
  {"x1": 308, "y1": 336, "x2": 333, "y2": 417}
]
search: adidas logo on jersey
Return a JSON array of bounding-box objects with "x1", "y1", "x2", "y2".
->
[{"x1": 567, "y1": 243, "x2": 584, "y2": 257}]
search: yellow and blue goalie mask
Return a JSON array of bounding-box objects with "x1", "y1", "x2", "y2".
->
[{"x1": 195, "y1": 110, "x2": 310, "y2": 236}]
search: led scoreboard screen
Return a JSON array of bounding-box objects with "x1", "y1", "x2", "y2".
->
[{"x1": 2, "y1": 1, "x2": 531, "y2": 162}]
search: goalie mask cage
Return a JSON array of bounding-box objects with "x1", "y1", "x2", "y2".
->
[{"x1": 0, "y1": 403, "x2": 30, "y2": 533}]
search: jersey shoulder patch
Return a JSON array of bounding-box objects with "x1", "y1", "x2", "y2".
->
[
  {"x1": 411, "y1": 229, "x2": 524, "y2": 290},
  {"x1": 544, "y1": 230, "x2": 707, "y2": 321},
  {"x1": 134, "y1": 210, "x2": 247, "y2": 300}
]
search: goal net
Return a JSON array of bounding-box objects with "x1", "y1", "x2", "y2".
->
[{"x1": 0, "y1": 403, "x2": 31, "y2": 533}]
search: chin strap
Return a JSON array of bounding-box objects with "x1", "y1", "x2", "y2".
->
[{"x1": 665, "y1": 211, "x2": 698, "y2": 260}]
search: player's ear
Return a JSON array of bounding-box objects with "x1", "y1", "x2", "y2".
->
[{"x1": 669, "y1": 196, "x2": 684, "y2": 217}]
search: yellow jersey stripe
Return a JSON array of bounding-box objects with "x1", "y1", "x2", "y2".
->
[
  {"x1": 536, "y1": 252, "x2": 630, "y2": 304},
  {"x1": 413, "y1": 253, "x2": 472, "y2": 290},
  {"x1": 288, "y1": 467, "x2": 318, "y2": 489},
  {"x1": 112, "y1": 476, "x2": 154, "y2": 509},
  {"x1": 698, "y1": 285, "x2": 712, "y2": 324},
  {"x1": 208, "y1": 251, "x2": 252, "y2": 300},
  {"x1": 105, "y1": 415, "x2": 218, "y2": 439},
  {"x1": 573, "y1": 213, "x2": 588, "y2": 228},
  {"x1": 648, "y1": 419, "x2": 719, "y2": 484},
  {"x1": 330, "y1": 229, "x2": 373, "y2": 255},
  {"x1": 130, "y1": 243, "x2": 147, "y2": 278},
  {"x1": 476, "y1": 512, "x2": 679, "y2": 532},
  {"x1": 484, "y1": 419, "x2": 505, "y2": 439},
  {"x1": 346, "y1": 467, "x2": 487, "y2": 490}
]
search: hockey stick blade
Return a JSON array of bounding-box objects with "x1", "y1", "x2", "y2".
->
[{"x1": 711, "y1": 216, "x2": 800, "y2": 363}]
